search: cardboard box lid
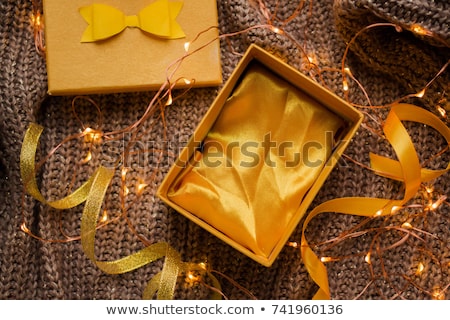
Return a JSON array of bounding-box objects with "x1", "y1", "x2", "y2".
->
[{"x1": 43, "y1": 0, "x2": 222, "y2": 95}]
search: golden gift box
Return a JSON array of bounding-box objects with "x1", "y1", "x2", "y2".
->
[
  {"x1": 158, "y1": 44, "x2": 363, "y2": 266},
  {"x1": 42, "y1": 0, "x2": 222, "y2": 95}
]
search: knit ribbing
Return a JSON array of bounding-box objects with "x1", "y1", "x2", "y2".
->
[{"x1": 0, "y1": 0, "x2": 448, "y2": 299}]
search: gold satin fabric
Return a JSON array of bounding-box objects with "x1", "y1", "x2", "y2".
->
[{"x1": 168, "y1": 63, "x2": 345, "y2": 258}]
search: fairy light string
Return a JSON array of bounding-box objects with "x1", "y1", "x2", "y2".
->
[
  {"x1": 20, "y1": 123, "x2": 222, "y2": 299},
  {"x1": 25, "y1": 0, "x2": 450, "y2": 299}
]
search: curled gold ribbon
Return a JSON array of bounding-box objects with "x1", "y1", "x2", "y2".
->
[
  {"x1": 301, "y1": 103, "x2": 450, "y2": 299},
  {"x1": 370, "y1": 104, "x2": 450, "y2": 182},
  {"x1": 20, "y1": 123, "x2": 221, "y2": 299},
  {"x1": 20, "y1": 123, "x2": 95, "y2": 209}
]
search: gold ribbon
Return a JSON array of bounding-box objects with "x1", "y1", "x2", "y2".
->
[
  {"x1": 301, "y1": 103, "x2": 450, "y2": 299},
  {"x1": 22, "y1": 102, "x2": 448, "y2": 300},
  {"x1": 20, "y1": 123, "x2": 221, "y2": 299},
  {"x1": 79, "y1": 0, "x2": 185, "y2": 42},
  {"x1": 20, "y1": 123, "x2": 97, "y2": 209}
]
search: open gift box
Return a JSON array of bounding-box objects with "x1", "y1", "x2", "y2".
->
[
  {"x1": 42, "y1": 0, "x2": 222, "y2": 95},
  {"x1": 158, "y1": 44, "x2": 363, "y2": 266}
]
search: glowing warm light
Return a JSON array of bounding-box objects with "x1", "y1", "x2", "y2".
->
[
  {"x1": 428, "y1": 195, "x2": 446, "y2": 211},
  {"x1": 430, "y1": 202, "x2": 439, "y2": 210},
  {"x1": 391, "y1": 206, "x2": 402, "y2": 214},
  {"x1": 415, "y1": 262, "x2": 424, "y2": 275},
  {"x1": 183, "y1": 78, "x2": 192, "y2": 85},
  {"x1": 432, "y1": 287, "x2": 445, "y2": 300},
  {"x1": 364, "y1": 252, "x2": 371, "y2": 265},
  {"x1": 184, "y1": 42, "x2": 190, "y2": 52},
  {"x1": 374, "y1": 209, "x2": 383, "y2": 217},
  {"x1": 121, "y1": 167, "x2": 128, "y2": 180},
  {"x1": 31, "y1": 12, "x2": 42, "y2": 28},
  {"x1": 198, "y1": 262, "x2": 207, "y2": 270},
  {"x1": 185, "y1": 271, "x2": 201, "y2": 286},
  {"x1": 123, "y1": 186, "x2": 130, "y2": 197},
  {"x1": 83, "y1": 127, "x2": 102, "y2": 144},
  {"x1": 343, "y1": 79, "x2": 349, "y2": 92},
  {"x1": 425, "y1": 186, "x2": 434, "y2": 194},
  {"x1": 270, "y1": 26, "x2": 283, "y2": 34},
  {"x1": 287, "y1": 241, "x2": 299, "y2": 248},
  {"x1": 411, "y1": 24, "x2": 430, "y2": 36},
  {"x1": 320, "y1": 257, "x2": 333, "y2": 263},
  {"x1": 437, "y1": 106, "x2": 447, "y2": 118},
  {"x1": 401, "y1": 222, "x2": 412, "y2": 229},
  {"x1": 100, "y1": 210, "x2": 108, "y2": 223},
  {"x1": 81, "y1": 151, "x2": 92, "y2": 164},
  {"x1": 136, "y1": 182, "x2": 148, "y2": 195},
  {"x1": 166, "y1": 93, "x2": 173, "y2": 106},
  {"x1": 20, "y1": 222, "x2": 30, "y2": 233},
  {"x1": 415, "y1": 89, "x2": 426, "y2": 98},
  {"x1": 344, "y1": 67, "x2": 353, "y2": 76}
]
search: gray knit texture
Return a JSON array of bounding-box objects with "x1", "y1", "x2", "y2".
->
[{"x1": 1, "y1": 0, "x2": 449, "y2": 299}]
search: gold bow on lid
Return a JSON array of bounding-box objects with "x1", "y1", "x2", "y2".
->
[{"x1": 79, "y1": 0, "x2": 186, "y2": 42}]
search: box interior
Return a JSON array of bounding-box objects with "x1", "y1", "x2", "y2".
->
[{"x1": 164, "y1": 59, "x2": 355, "y2": 263}]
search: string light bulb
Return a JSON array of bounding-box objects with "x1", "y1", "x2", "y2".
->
[
  {"x1": 414, "y1": 89, "x2": 426, "y2": 98},
  {"x1": 121, "y1": 167, "x2": 128, "y2": 180},
  {"x1": 136, "y1": 181, "x2": 148, "y2": 196},
  {"x1": 287, "y1": 241, "x2": 299, "y2": 248},
  {"x1": 437, "y1": 106, "x2": 447, "y2": 119},
  {"x1": 390, "y1": 206, "x2": 402, "y2": 214},
  {"x1": 81, "y1": 151, "x2": 92, "y2": 164},
  {"x1": 307, "y1": 55, "x2": 316, "y2": 64},
  {"x1": 344, "y1": 67, "x2": 352, "y2": 76},
  {"x1": 432, "y1": 287, "x2": 445, "y2": 300},
  {"x1": 425, "y1": 186, "x2": 434, "y2": 194},
  {"x1": 185, "y1": 271, "x2": 201, "y2": 287},
  {"x1": 270, "y1": 26, "x2": 283, "y2": 34},
  {"x1": 342, "y1": 79, "x2": 349, "y2": 92},
  {"x1": 364, "y1": 252, "x2": 371, "y2": 265},
  {"x1": 320, "y1": 256, "x2": 337, "y2": 263},
  {"x1": 83, "y1": 127, "x2": 102, "y2": 144},
  {"x1": 401, "y1": 222, "x2": 412, "y2": 229},
  {"x1": 166, "y1": 93, "x2": 173, "y2": 106},
  {"x1": 20, "y1": 222, "x2": 30, "y2": 233},
  {"x1": 100, "y1": 210, "x2": 108, "y2": 223},
  {"x1": 31, "y1": 11, "x2": 42, "y2": 28},
  {"x1": 198, "y1": 262, "x2": 207, "y2": 270},
  {"x1": 123, "y1": 185, "x2": 130, "y2": 197},
  {"x1": 410, "y1": 24, "x2": 431, "y2": 36},
  {"x1": 427, "y1": 195, "x2": 446, "y2": 211},
  {"x1": 184, "y1": 42, "x2": 190, "y2": 52},
  {"x1": 415, "y1": 262, "x2": 424, "y2": 275}
]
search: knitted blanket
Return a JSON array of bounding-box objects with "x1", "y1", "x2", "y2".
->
[{"x1": 1, "y1": 0, "x2": 449, "y2": 299}]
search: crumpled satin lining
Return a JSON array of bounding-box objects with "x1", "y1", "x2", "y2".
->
[{"x1": 168, "y1": 63, "x2": 346, "y2": 258}]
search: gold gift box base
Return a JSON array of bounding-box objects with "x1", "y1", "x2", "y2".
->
[{"x1": 158, "y1": 44, "x2": 363, "y2": 266}]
